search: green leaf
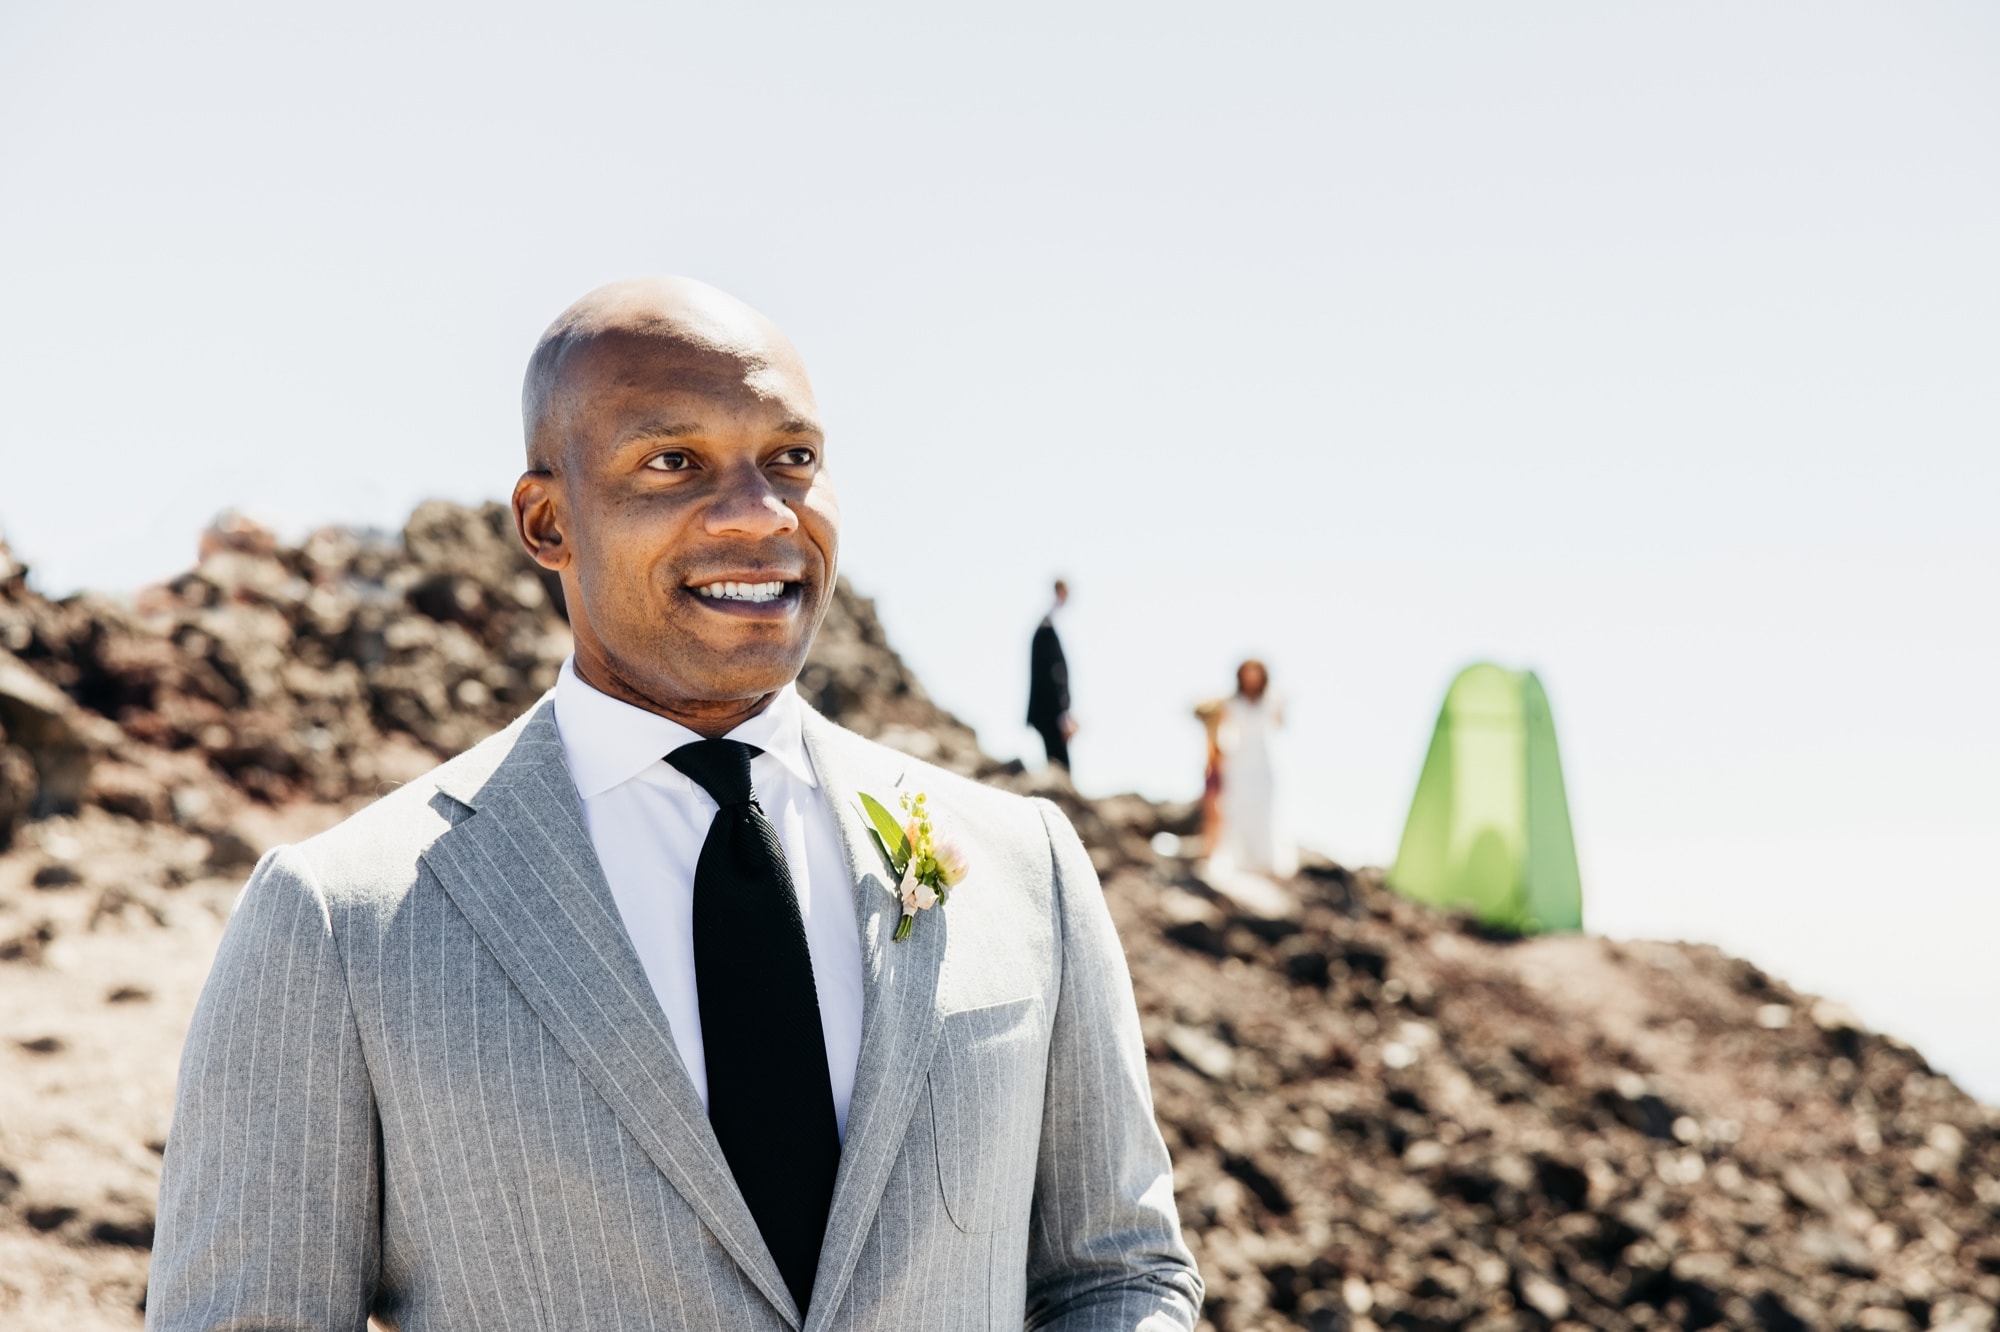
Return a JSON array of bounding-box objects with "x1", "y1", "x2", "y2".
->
[
  {"x1": 865, "y1": 827, "x2": 898, "y2": 873},
  {"x1": 858, "y1": 792, "x2": 910, "y2": 868}
]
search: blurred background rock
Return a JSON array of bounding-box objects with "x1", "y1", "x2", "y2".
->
[{"x1": 0, "y1": 505, "x2": 1993, "y2": 1330}]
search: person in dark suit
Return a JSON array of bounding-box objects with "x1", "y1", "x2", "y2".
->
[{"x1": 1027, "y1": 578, "x2": 1075, "y2": 769}]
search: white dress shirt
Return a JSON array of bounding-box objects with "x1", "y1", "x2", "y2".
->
[{"x1": 551, "y1": 658, "x2": 865, "y2": 1138}]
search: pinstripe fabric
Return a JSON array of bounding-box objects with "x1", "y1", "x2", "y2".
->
[{"x1": 147, "y1": 699, "x2": 1201, "y2": 1331}]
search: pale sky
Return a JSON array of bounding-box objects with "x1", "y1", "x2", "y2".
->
[{"x1": 3, "y1": 2, "x2": 1996, "y2": 1098}]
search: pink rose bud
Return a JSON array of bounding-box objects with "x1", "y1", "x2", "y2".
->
[{"x1": 934, "y1": 839, "x2": 970, "y2": 887}]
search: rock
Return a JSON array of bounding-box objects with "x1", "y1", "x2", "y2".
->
[
  {"x1": 1518, "y1": 1270, "x2": 1570, "y2": 1320},
  {"x1": 1197, "y1": 864, "x2": 1301, "y2": 921},
  {"x1": 2, "y1": 503, "x2": 1997, "y2": 1330},
  {"x1": 1220, "y1": 1153, "x2": 1293, "y2": 1216},
  {"x1": 83, "y1": 759, "x2": 173, "y2": 823},
  {"x1": 31, "y1": 862, "x2": 81, "y2": 888},
  {"x1": 24, "y1": 1203, "x2": 78, "y2": 1232},
  {"x1": 88, "y1": 1213, "x2": 156, "y2": 1248},
  {"x1": 0, "y1": 645, "x2": 118, "y2": 821},
  {"x1": 1164, "y1": 1023, "x2": 1238, "y2": 1082},
  {"x1": 1751, "y1": 1290, "x2": 1811, "y2": 1332},
  {"x1": 0, "y1": 919, "x2": 55, "y2": 962},
  {"x1": 1117, "y1": 845, "x2": 2000, "y2": 1328},
  {"x1": 0, "y1": 728, "x2": 35, "y2": 847},
  {"x1": 201, "y1": 825, "x2": 260, "y2": 870},
  {"x1": 0, "y1": 504, "x2": 1010, "y2": 825},
  {"x1": 1781, "y1": 1161, "x2": 1853, "y2": 1215}
]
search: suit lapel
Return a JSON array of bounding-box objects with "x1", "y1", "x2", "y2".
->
[
  {"x1": 800, "y1": 710, "x2": 948, "y2": 1332},
  {"x1": 419, "y1": 702, "x2": 803, "y2": 1328}
]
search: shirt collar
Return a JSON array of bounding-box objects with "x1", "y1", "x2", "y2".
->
[{"x1": 552, "y1": 657, "x2": 818, "y2": 801}]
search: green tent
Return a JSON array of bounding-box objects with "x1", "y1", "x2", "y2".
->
[{"x1": 1389, "y1": 663, "x2": 1582, "y2": 934}]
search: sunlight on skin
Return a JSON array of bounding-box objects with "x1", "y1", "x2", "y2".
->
[{"x1": 511, "y1": 278, "x2": 842, "y2": 739}]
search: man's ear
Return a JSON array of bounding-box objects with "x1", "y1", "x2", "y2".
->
[{"x1": 512, "y1": 471, "x2": 570, "y2": 572}]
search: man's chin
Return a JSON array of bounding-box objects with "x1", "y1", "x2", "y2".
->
[{"x1": 667, "y1": 644, "x2": 810, "y2": 705}]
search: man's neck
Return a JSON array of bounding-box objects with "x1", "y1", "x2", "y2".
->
[{"x1": 572, "y1": 653, "x2": 783, "y2": 740}]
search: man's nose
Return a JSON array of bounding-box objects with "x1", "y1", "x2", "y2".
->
[{"x1": 702, "y1": 464, "x2": 800, "y2": 539}]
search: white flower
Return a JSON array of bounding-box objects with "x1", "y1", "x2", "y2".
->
[{"x1": 898, "y1": 861, "x2": 938, "y2": 914}]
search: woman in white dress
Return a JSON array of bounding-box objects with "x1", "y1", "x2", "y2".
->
[{"x1": 1209, "y1": 659, "x2": 1297, "y2": 878}]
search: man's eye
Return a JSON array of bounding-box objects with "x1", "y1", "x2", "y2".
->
[
  {"x1": 775, "y1": 447, "x2": 816, "y2": 467},
  {"x1": 646, "y1": 451, "x2": 691, "y2": 472}
]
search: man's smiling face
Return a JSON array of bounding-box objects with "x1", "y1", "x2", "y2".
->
[{"x1": 513, "y1": 285, "x2": 839, "y2": 732}]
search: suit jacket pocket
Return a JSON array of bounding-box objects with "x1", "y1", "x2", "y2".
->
[{"x1": 927, "y1": 995, "x2": 1048, "y2": 1235}]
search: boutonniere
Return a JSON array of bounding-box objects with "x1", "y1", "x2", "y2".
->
[{"x1": 858, "y1": 789, "x2": 969, "y2": 941}]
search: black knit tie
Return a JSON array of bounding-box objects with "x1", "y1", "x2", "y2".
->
[{"x1": 666, "y1": 738, "x2": 839, "y2": 1315}]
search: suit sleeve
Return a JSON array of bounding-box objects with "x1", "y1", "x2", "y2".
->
[
  {"x1": 1024, "y1": 803, "x2": 1202, "y2": 1331},
  {"x1": 147, "y1": 846, "x2": 381, "y2": 1331}
]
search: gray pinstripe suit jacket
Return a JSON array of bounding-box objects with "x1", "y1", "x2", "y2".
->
[{"x1": 146, "y1": 698, "x2": 1202, "y2": 1331}]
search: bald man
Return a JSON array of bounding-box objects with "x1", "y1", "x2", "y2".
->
[{"x1": 147, "y1": 278, "x2": 1201, "y2": 1332}]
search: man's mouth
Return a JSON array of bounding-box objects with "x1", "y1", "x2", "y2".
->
[{"x1": 691, "y1": 579, "x2": 798, "y2": 606}]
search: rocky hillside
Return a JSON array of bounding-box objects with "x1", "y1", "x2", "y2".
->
[
  {"x1": 0, "y1": 506, "x2": 1994, "y2": 1332},
  {"x1": 1120, "y1": 868, "x2": 2000, "y2": 1331}
]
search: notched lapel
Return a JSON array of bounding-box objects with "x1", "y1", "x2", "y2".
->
[
  {"x1": 419, "y1": 704, "x2": 804, "y2": 1329},
  {"x1": 800, "y1": 713, "x2": 947, "y2": 1332}
]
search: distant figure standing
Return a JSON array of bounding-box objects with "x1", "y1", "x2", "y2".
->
[
  {"x1": 1193, "y1": 697, "x2": 1226, "y2": 851},
  {"x1": 1208, "y1": 659, "x2": 1296, "y2": 878},
  {"x1": 1026, "y1": 578, "x2": 1075, "y2": 769}
]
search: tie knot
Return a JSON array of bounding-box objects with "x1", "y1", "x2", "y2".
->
[{"x1": 667, "y1": 738, "x2": 763, "y2": 808}]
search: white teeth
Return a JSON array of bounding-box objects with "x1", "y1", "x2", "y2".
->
[{"x1": 696, "y1": 581, "x2": 787, "y2": 603}]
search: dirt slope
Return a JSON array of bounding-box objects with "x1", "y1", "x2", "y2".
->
[
  {"x1": 1108, "y1": 863, "x2": 2000, "y2": 1331},
  {"x1": 0, "y1": 506, "x2": 1993, "y2": 1331}
]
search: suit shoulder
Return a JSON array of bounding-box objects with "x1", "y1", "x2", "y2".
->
[
  {"x1": 286, "y1": 776, "x2": 450, "y2": 904},
  {"x1": 288, "y1": 701, "x2": 551, "y2": 906}
]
